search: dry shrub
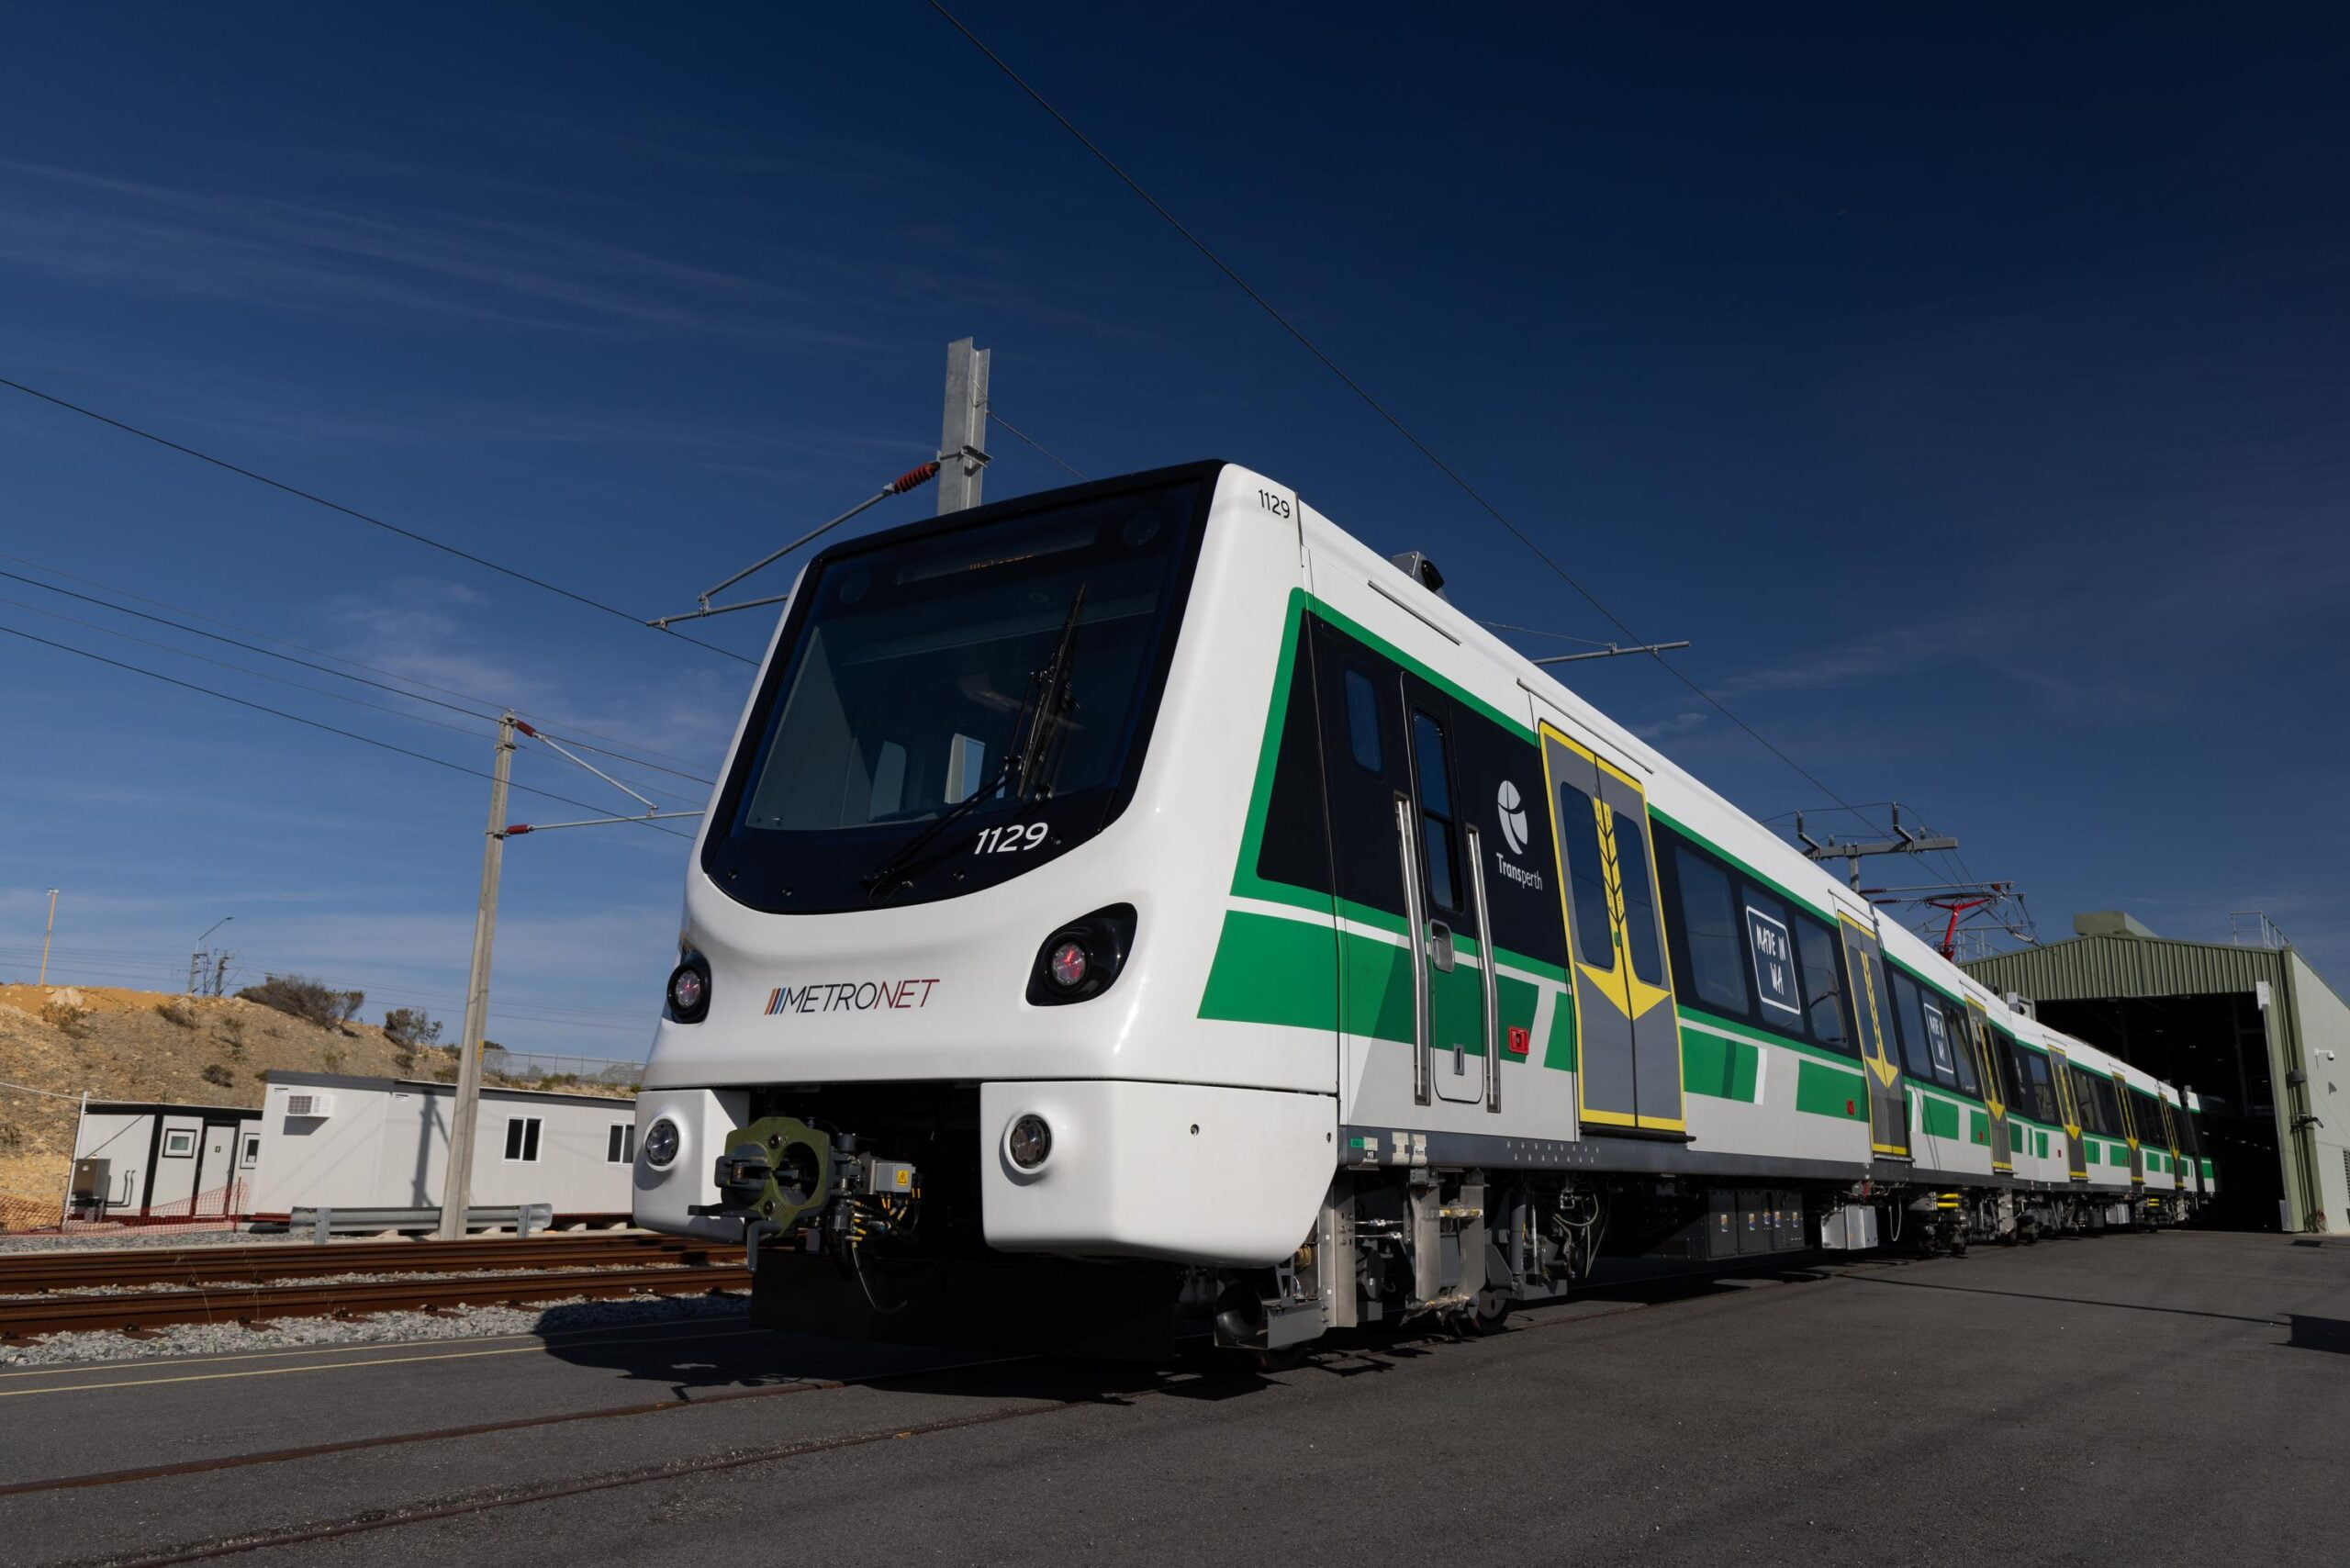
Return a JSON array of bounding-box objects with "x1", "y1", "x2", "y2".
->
[
  {"x1": 40, "y1": 1000, "x2": 89, "y2": 1036},
  {"x1": 200, "y1": 1063, "x2": 235, "y2": 1089},
  {"x1": 237, "y1": 974, "x2": 364, "y2": 1029},
  {"x1": 155, "y1": 998, "x2": 199, "y2": 1029}
]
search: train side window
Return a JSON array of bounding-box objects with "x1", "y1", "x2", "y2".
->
[
  {"x1": 1613, "y1": 811, "x2": 1666, "y2": 986},
  {"x1": 1946, "y1": 1005, "x2": 1981, "y2": 1097},
  {"x1": 1556, "y1": 783, "x2": 1616, "y2": 969},
  {"x1": 1740, "y1": 890, "x2": 1805, "y2": 1024},
  {"x1": 1796, "y1": 915, "x2": 1853, "y2": 1053},
  {"x1": 1919, "y1": 996, "x2": 1959, "y2": 1088},
  {"x1": 1886, "y1": 971, "x2": 1937, "y2": 1081},
  {"x1": 1411, "y1": 711, "x2": 1460, "y2": 912},
  {"x1": 1343, "y1": 668, "x2": 1383, "y2": 776},
  {"x1": 1672, "y1": 847, "x2": 1747, "y2": 1013},
  {"x1": 2018, "y1": 1047, "x2": 2059, "y2": 1125}
]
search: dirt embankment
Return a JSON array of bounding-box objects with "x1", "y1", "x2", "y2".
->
[{"x1": 0, "y1": 985, "x2": 621, "y2": 1213}]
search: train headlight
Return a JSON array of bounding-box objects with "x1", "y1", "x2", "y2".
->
[
  {"x1": 666, "y1": 954, "x2": 711, "y2": 1024},
  {"x1": 643, "y1": 1117, "x2": 681, "y2": 1170},
  {"x1": 1025, "y1": 904, "x2": 1136, "y2": 1006},
  {"x1": 1007, "y1": 1114, "x2": 1053, "y2": 1170}
]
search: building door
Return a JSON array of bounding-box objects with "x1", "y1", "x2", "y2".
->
[
  {"x1": 1539, "y1": 722, "x2": 1683, "y2": 1134},
  {"x1": 195, "y1": 1123, "x2": 237, "y2": 1216},
  {"x1": 1964, "y1": 1001, "x2": 2013, "y2": 1175},
  {"x1": 2049, "y1": 1047, "x2": 2090, "y2": 1182},
  {"x1": 1400, "y1": 675, "x2": 1488, "y2": 1106},
  {"x1": 1837, "y1": 916, "x2": 1909, "y2": 1160}
]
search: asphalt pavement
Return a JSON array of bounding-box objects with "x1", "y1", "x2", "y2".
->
[{"x1": 3, "y1": 1229, "x2": 2344, "y2": 1567}]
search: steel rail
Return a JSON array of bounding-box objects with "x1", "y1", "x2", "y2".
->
[
  {"x1": 0, "y1": 1262, "x2": 751, "y2": 1337},
  {"x1": 0, "y1": 1235, "x2": 741, "y2": 1294}
]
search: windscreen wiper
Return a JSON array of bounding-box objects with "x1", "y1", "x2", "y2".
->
[
  {"x1": 857, "y1": 591, "x2": 1085, "y2": 898},
  {"x1": 1016, "y1": 586, "x2": 1085, "y2": 801}
]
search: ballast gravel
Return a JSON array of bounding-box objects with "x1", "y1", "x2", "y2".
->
[{"x1": 0, "y1": 1287, "x2": 751, "y2": 1366}]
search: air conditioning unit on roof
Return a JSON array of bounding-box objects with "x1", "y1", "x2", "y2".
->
[{"x1": 285, "y1": 1092, "x2": 335, "y2": 1117}]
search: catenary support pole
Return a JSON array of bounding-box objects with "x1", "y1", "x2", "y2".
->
[
  {"x1": 38, "y1": 888, "x2": 58, "y2": 985},
  {"x1": 937, "y1": 337, "x2": 991, "y2": 514},
  {"x1": 439, "y1": 712, "x2": 515, "y2": 1240}
]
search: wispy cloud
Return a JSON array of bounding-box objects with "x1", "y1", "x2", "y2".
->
[{"x1": 0, "y1": 157, "x2": 882, "y2": 346}]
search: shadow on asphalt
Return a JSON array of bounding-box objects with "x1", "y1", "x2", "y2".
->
[
  {"x1": 2285, "y1": 1315, "x2": 2350, "y2": 1354},
  {"x1": 525, "y1": 1255, "x2": 1858, "y2": 1402}
]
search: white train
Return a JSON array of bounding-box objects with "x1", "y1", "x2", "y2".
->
[{"x1": 632, "y1": 462, "x2": 2210, "y2": 1354}]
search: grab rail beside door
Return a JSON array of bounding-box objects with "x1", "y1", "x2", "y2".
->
[
  {"x1": 1394, "y1": 794, "x2": 1431, "y2": 1106},
  {"x1": 1464, "y1": 822, "x2": 1501, "y2": 1114}
]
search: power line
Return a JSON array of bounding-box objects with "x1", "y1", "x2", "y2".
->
[
  {"x1": 989, "y1": 409, "x2": 1087, "y2": 480},
  {"x1": 0, "y1": 592, "x2": 709, "y2": 808},
  {"x1": 0, "y1": 374, "x2": 755, "y2": 667},
  {"x1": 0, "y1": 590, "x2": 495, "y2": 747},
  {"x1": 0, "y1": 556, "x2": 714, "y2": 787},
  {"x1": 927, "y1": 3, "x2": 1896, "y2": 838},
  {"x1": 0, "y1": 620, "x2": 695, "y2": 838}
]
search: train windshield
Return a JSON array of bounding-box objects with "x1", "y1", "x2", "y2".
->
[{"x1": 705, "y1": 474, "x2": 1207, "y2": 911}]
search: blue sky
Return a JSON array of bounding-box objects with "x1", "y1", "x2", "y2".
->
[{"x1": 4, "y1": 6, "x2": 2346, "y2": 1055}]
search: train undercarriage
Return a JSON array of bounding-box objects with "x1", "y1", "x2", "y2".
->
[{"x1": 694, "y1": 1084, "x2": 2197, "y2": 1359}]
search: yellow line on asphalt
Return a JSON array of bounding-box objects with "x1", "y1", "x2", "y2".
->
[{"x1": 0, "y1": 1326, "x2": 772, "y2": 1398}]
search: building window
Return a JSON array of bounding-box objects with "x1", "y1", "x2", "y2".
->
[
  {"x1": 162, "y1": 1128, "x2": 196, "y2": 1158},
  {"x1": 504, "y1": 1116, "x2": 543, "y2": 1162},
  {"x1": 241, "y1": 1135, "x2": 261, "y2": 1170},
  {"x1": 607, "y1": 1124, "x2": 635, "y2": 1164}
]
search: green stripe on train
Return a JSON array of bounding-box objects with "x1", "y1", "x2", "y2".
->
[
  {"x1": 1197, "y1": 910, "x2": 1569, "y2": 1068},
  {"x1": 1796, "y1": 1058, "x2": 1867, "y2": 1120},
  {"x1": 1681, "y1": 1029, "x2": 1758, "y2": 1103}
]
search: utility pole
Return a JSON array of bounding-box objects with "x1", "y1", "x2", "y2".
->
[
  {"x1": 1794, "y1": 803, "x2": 1958, "y2": 890},
  {"x1": 439, "y1": 712, "x2": 515, "y2": 1241},
  {"x1": 937, "y1": 337, "x2": 991, "y2": 514},
  {"x1": 37, "y1": 889, "x2": 58, "y2": 986}
]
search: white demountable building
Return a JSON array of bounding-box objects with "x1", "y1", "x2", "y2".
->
[
  {"x1": 248, "y1": 1070, "x2": 641, "y2": 1221},
  {"x1": 72, "y1": 1099, "x2": 265, "y2": 1219}
]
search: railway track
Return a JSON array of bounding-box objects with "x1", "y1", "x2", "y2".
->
[
  {"x1": 0, "y1": 1234, "x2": 749, "y2": 1338},
  {"x1": 0, "y1": 1233, "x2": 742, "y2": 1294}
]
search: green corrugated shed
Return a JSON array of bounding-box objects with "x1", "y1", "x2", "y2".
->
[
  {"x1": 1964, "y1": 927, "x2": 2350, "y2": 1234},
  {"x1": 1964, "y1": 933, "x2": 2286, "y2": 1003}
]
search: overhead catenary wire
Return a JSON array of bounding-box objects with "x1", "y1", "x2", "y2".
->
[
  {"x1": 0, "y1": 558, "x2": 715, "y2": 789},
  {"x1": 989, "y1": 409, "x2": 1087, "y2": 480},
  {"x1": 1, "y1": 547, "x2": 713, "y2": 771},
  {"x1": 0, "y1": 620, "x2": 696, "y2": 838},
  {"x1": 925, "y1": 2, "x2": 1900, "y2": 841},
  {"x1": 0, "y1": 374, "x2": 755, "y2": 666}
]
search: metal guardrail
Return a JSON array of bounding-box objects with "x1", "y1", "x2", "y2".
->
[{"x1": 290, "y1": 1204, "x2": 554, "y2": 1241}]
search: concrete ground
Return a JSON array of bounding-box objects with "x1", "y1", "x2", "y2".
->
[{"x1": 2, "y1": 1229, "x2": 2344, "y2": 1567}]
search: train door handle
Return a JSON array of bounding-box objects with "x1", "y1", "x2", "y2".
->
[{"x1": 1427, "y1": 921, "x2": 1455, "y2": 972}]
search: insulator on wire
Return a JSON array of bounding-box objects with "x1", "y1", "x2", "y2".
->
[{"x1": 890, "y1": 461, "x2": 941, "y2": 495}]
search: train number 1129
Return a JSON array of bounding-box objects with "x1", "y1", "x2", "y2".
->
[{"x1": 974, "y1": 823, "x2": 1048, "y2": 855}]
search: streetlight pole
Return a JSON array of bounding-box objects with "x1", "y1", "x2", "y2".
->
[{"x1": 438, "y1": 713, "x2": 515, "y2": 1240}]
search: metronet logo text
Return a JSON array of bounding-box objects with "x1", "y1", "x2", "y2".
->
[{"x1": 766, "y1": 979, "x2": 940, "y2": 1015}]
